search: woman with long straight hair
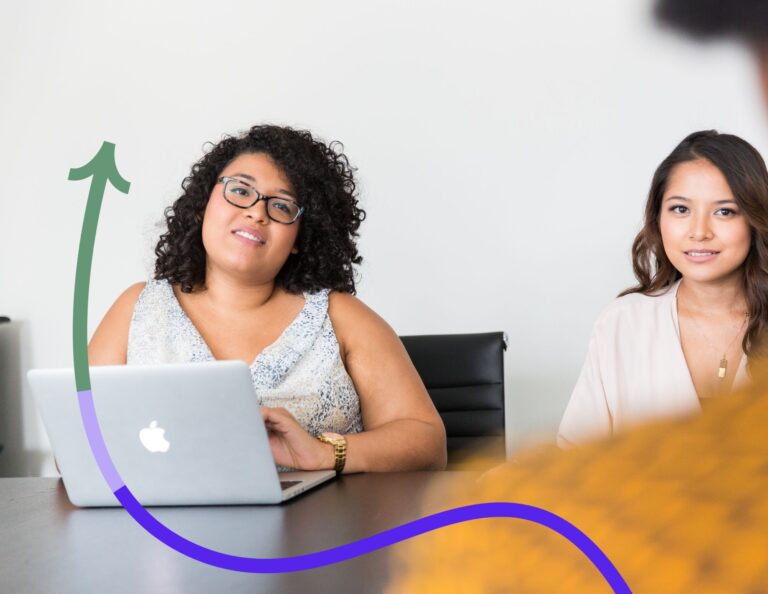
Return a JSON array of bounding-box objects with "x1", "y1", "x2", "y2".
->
[{"x1": 558, "y1": 130, "x2": 768, "y2": 447}]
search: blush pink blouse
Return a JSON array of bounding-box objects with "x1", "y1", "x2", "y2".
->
[{"x1": 558, "y1": 280, "x2": 749, "y2": 447}]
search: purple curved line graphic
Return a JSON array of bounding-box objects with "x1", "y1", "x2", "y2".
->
[
  {"x1": 77, "y1": 387, "x2": 631, "y2": 591},
  {"x1": 71, "y1": 143, "x2": 632, "y2": 592},
  {"x1": 77, "y1": 390, "x2": 124, "y2": 491},
  {"x1": 114, "y1": 485, "x2": 631, "y2": 592},
  {"x1": 77, "y1": 377, "x2": 631, "y2": 590}
]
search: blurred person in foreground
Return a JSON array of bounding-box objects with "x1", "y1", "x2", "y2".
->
[
  {"x1": 386, "y1": 4, "x2": 768, "y2": 593},
  {"x1": 387, "y1": 374, "x2": 768, "y2": 593},
  {"x1": 656, "y1": 0, "x2": 768, "y2": 105}
]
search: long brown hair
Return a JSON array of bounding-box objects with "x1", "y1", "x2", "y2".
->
[{"x1": 621, "y1": 130, "x2": 768, "y2": 366}]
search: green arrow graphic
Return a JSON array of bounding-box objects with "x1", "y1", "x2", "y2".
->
[{"x1": 69, "y1": 141, "x2": 131, "y2": 391}]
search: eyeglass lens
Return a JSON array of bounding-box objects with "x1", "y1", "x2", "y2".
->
[{"x1": 223, "y1": 179, "x2": 301, "y2": 223}]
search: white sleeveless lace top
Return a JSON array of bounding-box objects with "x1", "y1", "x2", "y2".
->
[{"x1": 127, "y1": 279, "x2": 363, "y2": 437}]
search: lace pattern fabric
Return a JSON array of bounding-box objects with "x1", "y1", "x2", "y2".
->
[{"x1": 127, "y1": 280, "x2": 364, "y2": 438}]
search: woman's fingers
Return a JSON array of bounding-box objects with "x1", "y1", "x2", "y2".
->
[{"x1": 261, "y1": 406, "x2": 332, "y2": 470}]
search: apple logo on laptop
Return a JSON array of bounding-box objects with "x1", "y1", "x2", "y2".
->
[{"x1": 139, "y1": 420, "x2": 170, "y2": 453}]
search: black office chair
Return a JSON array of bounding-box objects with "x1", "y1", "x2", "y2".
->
[{"x1": 399, "y1": 332, "x2": 507, "y2": 469}]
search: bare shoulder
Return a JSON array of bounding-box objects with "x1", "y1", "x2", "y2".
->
[
  {"x1": 327, "y1": 292, "x2": 399, "y2": 353},
  {"x1": 328, "y1": 291, "x2": 392, "y2": 334},
  {"x1": 88, "y1": 282, "x2": 147, "y2": 365},
  {"x1": 110, "y1": 282, "x2": 147, "y2": 318},
  {"x1": 119, "y1": 281, "x2": 147, "y2": 304}
]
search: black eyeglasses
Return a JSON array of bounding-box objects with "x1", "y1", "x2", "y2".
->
[{"x1": 218, "y1": 177, "x2": 304, "y2": 224}]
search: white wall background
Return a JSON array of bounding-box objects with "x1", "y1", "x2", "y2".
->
[{"x1": 2, "y1": 0, "x2": 767, "y2": 474}]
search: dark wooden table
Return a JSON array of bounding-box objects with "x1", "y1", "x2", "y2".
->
[{"x1": 0, "y1": 472, "x2": 476, "y2": 594}]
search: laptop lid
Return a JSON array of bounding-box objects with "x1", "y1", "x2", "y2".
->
[{"x1": 28, "y1": 361, "x2": 332, "y2": 506}]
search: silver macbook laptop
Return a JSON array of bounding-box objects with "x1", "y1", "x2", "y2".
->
[{"x1": 27, "y1": 361, "x2": 335, "y2": 507}]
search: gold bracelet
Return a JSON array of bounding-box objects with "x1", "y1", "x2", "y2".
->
[{"x1": 317, "y1": 432, "x2": 347, "y2": 474}]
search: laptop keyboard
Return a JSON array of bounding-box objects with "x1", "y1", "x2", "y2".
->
[{"x1": 280, "y1": 480, "x2": 301, "y2": 490}]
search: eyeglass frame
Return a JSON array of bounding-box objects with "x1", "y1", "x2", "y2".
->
[{"x1": 217, "y1": 176, "x2": 305, "y2": 224}]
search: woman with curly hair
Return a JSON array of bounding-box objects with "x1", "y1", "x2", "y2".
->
[
  {"x1": 88, "y1": 124, "x2": 447, "y2": 472},
  {"x1": 558, "y1": 130, "x2": 768, "y2": 447}
]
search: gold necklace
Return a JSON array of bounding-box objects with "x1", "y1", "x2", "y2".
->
[{"x1": 685, "y1": 309, "x2": 748, "y2": 380}]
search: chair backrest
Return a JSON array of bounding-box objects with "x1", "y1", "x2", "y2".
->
[{"x1": 399, "y1": 332, "x2": 506, "y2": 469}]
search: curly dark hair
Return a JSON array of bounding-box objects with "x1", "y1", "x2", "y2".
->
[{"x1": 154, "y1": 124, "x2": 366, "y2": 294}]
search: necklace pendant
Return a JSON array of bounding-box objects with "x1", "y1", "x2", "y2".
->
[{"x1": 718, "y1": 356, "x2": 727, "y2": 380}]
